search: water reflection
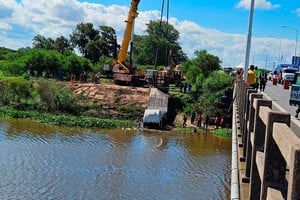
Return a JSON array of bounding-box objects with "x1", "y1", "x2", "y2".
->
[{"x1": 0, "y1": 118, "x2": 231, "y2": 200}]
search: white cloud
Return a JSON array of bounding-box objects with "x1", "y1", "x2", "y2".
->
[
  {"x1": 0, "y1": 0, "x2": 295, "y2": 68},
  {"x1": 236, "y1": 0, "x2": 281, "y2": 10},
  {"x1": 0, "y1": 21, "x2": 12, "y2": 30}
]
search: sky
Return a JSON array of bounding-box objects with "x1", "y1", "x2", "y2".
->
[{"x1": 0, "y1": 0, "x2": 300, "y2": 69}]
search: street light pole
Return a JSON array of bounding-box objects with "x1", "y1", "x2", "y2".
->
[
  {"x1": 282, "y1": 25, "x2": 298, "y2": 56},
  {"x1": 269, "y1": 35, "x2": 282, "y2": 64},
  {"x1": 243, "y1": 0, "x2": 255, "y2": 81}
]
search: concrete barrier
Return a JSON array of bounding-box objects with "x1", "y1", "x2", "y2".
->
[{"x1": 233, "y1": 79, "x2": 300, "y2": 200}]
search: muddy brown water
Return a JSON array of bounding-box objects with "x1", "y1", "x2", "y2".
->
[{"x1": 0, "y1": 118, "x2": 231, "y2": 200}]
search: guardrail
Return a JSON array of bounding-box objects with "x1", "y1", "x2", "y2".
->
[{"x1": 232, "y1": 79, "x2": 300, "y2": 200}]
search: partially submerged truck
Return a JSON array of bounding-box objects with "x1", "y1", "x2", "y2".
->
[
  {"x1": 143, "y1": 109, "x2": 163, "y2": 129},
  {"x1": 142, "y1": 88, "x2": 169, "y2": 129}
]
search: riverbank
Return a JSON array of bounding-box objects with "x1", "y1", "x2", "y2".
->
[
  {"x1": 173, "y1": 113, "x2": 231, "y2": 137},
  {"x1": 0, "y1": 108, "x2": 135, "y2": 129}
]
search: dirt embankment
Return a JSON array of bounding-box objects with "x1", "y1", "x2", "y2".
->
[{"x1": 72, "y1": 83, "x2": 150, "y2": 118}]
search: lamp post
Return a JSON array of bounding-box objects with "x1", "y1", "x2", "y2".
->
[
  {"x1": 243, "y1": 0, "x2": 255, "y2": 81},
  {"x1": 282, "y1": 25, "x2": 298, "y2": 56},
  {"x1": 269, "y1": 35, "x2": 282, "y2": 64}
]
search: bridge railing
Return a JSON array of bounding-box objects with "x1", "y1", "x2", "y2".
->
[{"x1": 233, "y1": 79, "x2": 300, "y2": 200}]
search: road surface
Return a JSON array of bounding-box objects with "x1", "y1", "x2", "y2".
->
[{"x1": 262, "y1": 80, "x2": 300, "y2": 137}]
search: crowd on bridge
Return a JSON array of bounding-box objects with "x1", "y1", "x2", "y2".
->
[{"x1": 245, "y1": 65, "x2": 268, "y2": 92}]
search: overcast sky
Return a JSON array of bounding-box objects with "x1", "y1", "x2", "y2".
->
[{"x1": 1, "y1": 0, "x2": 300, "y2": 69}]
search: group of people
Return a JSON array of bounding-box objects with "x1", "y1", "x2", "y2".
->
[
  {"x1": 183, "y1": 111, "x2": 225, "y2": 130},
  {"x1": 247, "y1": 65, "x2": 267, "y2": 92}
]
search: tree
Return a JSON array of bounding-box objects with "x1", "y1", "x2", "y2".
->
[
  {"x1": 182, "y1": 50, "x2": 221, "y2": 84},
  {"x1": 32, "y1": 35, "x2": 72, "y2": 54},
  {"x1": 196, "y1": 71, "x2": 234, "y2": 116},
  {"x1": 70, "y1": 22, "x2": 99, "y2": 57},
  {"x1": 32, "y1": 34, "x2": 54, "y2": 50},
  {"x1": 70, "y1": 23, "x2": 117, "y2": 63},
  {"x1": 0, "y1": 48, "x2": 92, "y2": 78},
  {"x1": 62, "y1": 54, "x2": 92, "y2": 78},
  {"x1": 133, "y1": 20, "x2": 187, "y2": 66},
  {"x1": 193, "y1": 50, "x2": 221, "y2": 77},
  {"x1": 99, "y1": 26, "x2": 118, "y2": 58},
  {"x1": 53, "y1": 36, "x2": 72, "y2": 53}
]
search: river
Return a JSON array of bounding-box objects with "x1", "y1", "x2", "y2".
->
[{"x1": 0, "y1": 118, "x2": 231, "y2": 200}]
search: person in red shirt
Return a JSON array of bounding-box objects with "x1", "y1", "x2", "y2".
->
[
  {"x1": 214, "y1": 116, "x2": 219, "y2": 129},
  {"x1": 197, "y1": 114, "x2": 202, "y2": 128},
  {"x1": 220, "y1": 117, "x2": 225, "y2": 128}
]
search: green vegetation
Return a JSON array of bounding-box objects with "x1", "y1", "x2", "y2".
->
[
  {"x1": 0, "y1": 108, "x2": 134, "y2": 128},
  {"x1": 176, "y1": 127, "x2": 198, "y2": 133},
  {"x1": 195, "y1": 71, "x2": 235, "y2": 116},
  {"x1": 0, "y1": 48, "x2": 92, "y2": 79},
  {"x1": 0, "y1": 76, "x2": 79, "y2": 114},
  {"x1": 212, "y1": 128, "x2": 232, "y2": 137},
  {"x1": 168, "y1": 50, "x2": 234, "y2": 134},
  {"x1": 133, "y1": 20, "x2": 187, "y2": 66},
  {"x1": 117, "y1": 105, "x2": 144, "y2": 119}
]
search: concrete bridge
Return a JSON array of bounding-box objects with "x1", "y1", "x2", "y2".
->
[{"x1": 231, "y1": 79, "x2": 300, "y2": 200}]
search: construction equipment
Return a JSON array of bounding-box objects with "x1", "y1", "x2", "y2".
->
[
  {"x1": 158, "y1": 50, "x2": 182, "y2": 85},
  {"x1": 144, "y1": 50, "x2": 183, "y2": 94},
  {"x1": 112, "y1": 0, "x2": 146, "y2": 86}
]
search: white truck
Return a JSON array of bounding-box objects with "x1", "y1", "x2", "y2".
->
[
  {"x1": 143, "y1": 109, "x2": 163, "y2": 129},
  {"x1": 282, "y1": 67, "x2": 298, "y2": 84}
]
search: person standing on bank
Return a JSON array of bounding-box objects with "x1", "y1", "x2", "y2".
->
[
  {"x1": 197, "y1": 113, "x2": 202, "y2": 128},
  {"x1": 183, "y1": 114, "x2": 187, "y2": 127},
  {"x1": 204, "y1": 115, "x2": 209, "y2": 130},
  {"x1": 191, "y1": 111, "x2": 196, "y2": 124}
]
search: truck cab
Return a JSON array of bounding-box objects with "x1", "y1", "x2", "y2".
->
[{"x1": 282, "y1": 67, "x2": 298, "y2": 84}]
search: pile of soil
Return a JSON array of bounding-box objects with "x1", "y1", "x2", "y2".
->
[{"x1": 72, "y1": 83, "x2": 150, "y2": 118}]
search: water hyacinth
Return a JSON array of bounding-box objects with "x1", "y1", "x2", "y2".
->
[{"x1": 0, "y1": 108, "x2": 135, "y2": 129}]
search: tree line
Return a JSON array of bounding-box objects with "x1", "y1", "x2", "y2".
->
[{"x1": 0, "y1": 20, "x2": 191, "y2": 79}]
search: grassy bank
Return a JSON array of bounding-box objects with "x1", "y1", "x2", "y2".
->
[
  {"x1": 0, "y1": 108, "x2": 135, "y2": 129},
  {"x1": 212, "y1": 128, "x2": 232, "y2": 137}
]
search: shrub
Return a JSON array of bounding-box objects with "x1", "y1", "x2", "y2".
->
[{"x1": 0, "y1": 76, "x2": 32, "y2": 106}]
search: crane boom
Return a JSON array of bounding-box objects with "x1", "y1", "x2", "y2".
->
[
  {"x1": 112, "y1": 0, "x2": 146, "y2": 86},
  {"x1": 117, "y1": 0, "x2": 140, "y2": 73}
]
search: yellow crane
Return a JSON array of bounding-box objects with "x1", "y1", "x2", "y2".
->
[{"x1": 112, "y1": 0, "x2": 146, "y2": 86}]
